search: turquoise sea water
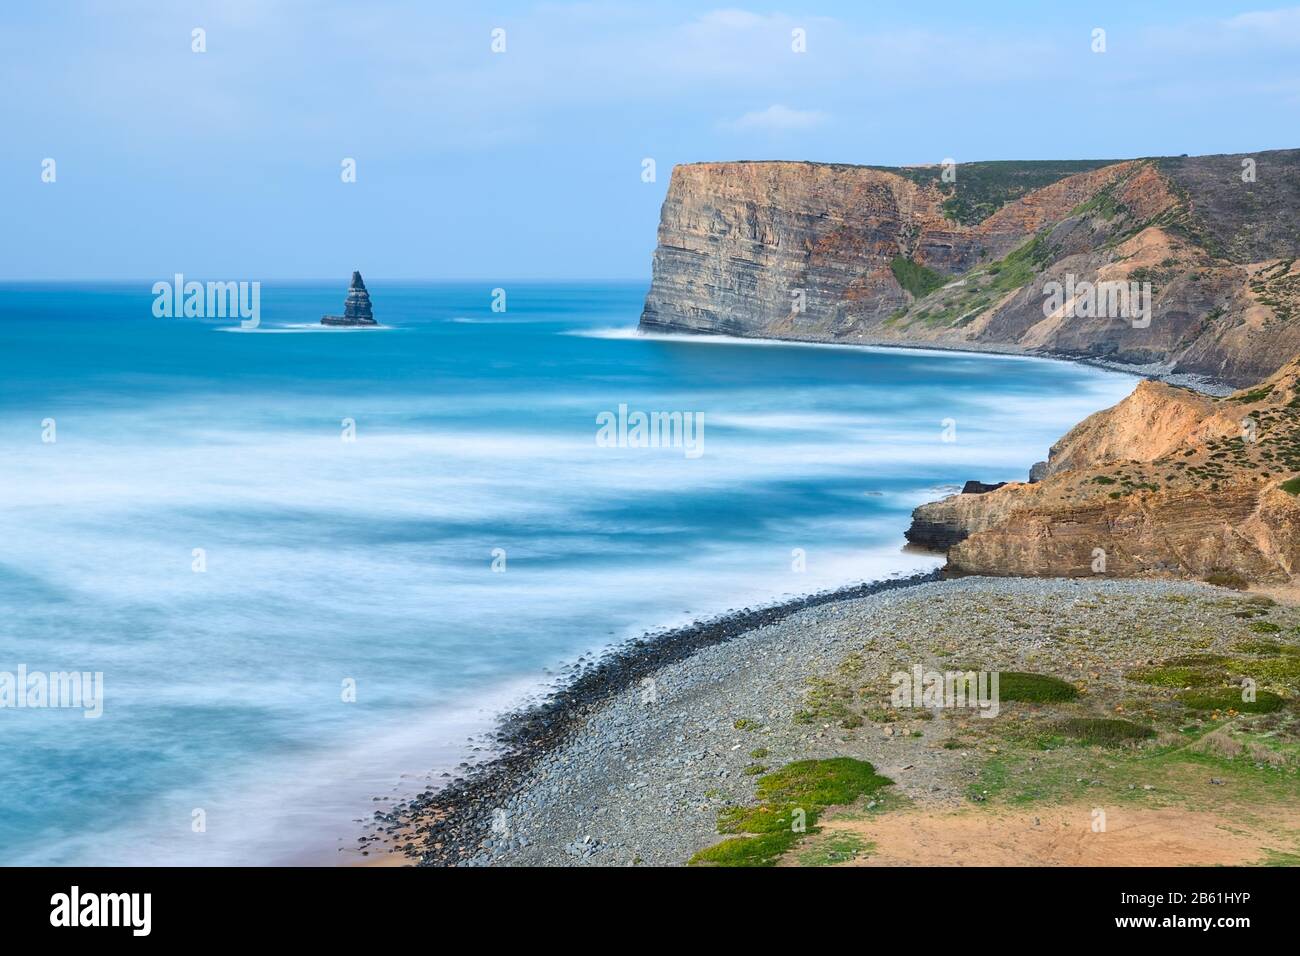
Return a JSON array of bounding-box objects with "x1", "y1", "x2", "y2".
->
[{"x1": 0, "y1": 281, "x2": 1138, "y2": 864}]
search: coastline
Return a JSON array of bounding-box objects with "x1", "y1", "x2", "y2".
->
[
  {"x1": 361, "y1": 330, "x2": 1281, "y2": 866},
  {"x1": 364, "y1": 330, "x2": 1203, "y2": 866},
  {"x1": 380, "y1": 574, "x2": 1300, "y2": 867},
  {"x1": 633, "y1": 321, "x2": 1235, "y2": 396},
  {"x1": 368, "y1": 571, "x2": 941, "y2": 865}
]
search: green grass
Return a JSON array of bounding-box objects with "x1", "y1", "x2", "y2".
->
[
  {"x1": 1281, "y1": 476, "x2": 1300, "y2": 495},
  {"x1": 755, "y1": 758, "x2": 891, "y2": 807},
  {"x1": 878, "y1": 158, "x2": 1120, "y2": 225},
  {"x1": 1249, "y1": 621, "x2": 1282, "y2": 634},
  {"x1": 997, "y1": 672, "x2": 1080, "y2": 703},
  {"x1": 1233, "y1": 386, "x2": 1274, "y2": 404},
  {"x1": 977, "y1": 723, "x2": 1300, "y2": 811},
  {"x1": 983, "y1": 232, "x2": 1055, "y2": 297},
  {"x1": 1175, "y1": 689, "x2": 1286, "y2": 713},
  {"x1": 905, "y1": 230, "x2": 1059, "y2": 328},
  {"x1": 1125, "y1": 664, "x2": 1221, "y2": 687},
  {"x1": 688, "y1": 830, "x2": 797, "y2": 867},
  {"x1": 1242, "y1": 654, "x2": 1300, "y2": 691},
  {"x1": 1126, "y1": 649, "x2": 1299, "y2": 696},
  {"x1": 1235, "y1": 639, "x2": 1285, "y2": 655},
  {"x1": 890, "y1": 256, "x2": 949, "y2": 299},
  {"x1": 1163, "y1": 653, "x2": 1232, "y2": 666},
  {"x1": 689, "y1": 758, "x2": 892, "y2": 867},
  {"x1": 1070, "y1": 186, "x2": 1123, "y2": 221},
  {"x1": 1262, "y1": 849, "x2": 1300, "y2": 866},
  {"x1": 794, "y1": 832, "x2": 873, "y2": 867},
  {"x1": 1057, "y1": 717, "x2": 1156, "y2": 746}
]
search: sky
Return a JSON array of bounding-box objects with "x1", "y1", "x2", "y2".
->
[{"x1": 2, "y1": 0, "x2": 1299, "y2": 280}]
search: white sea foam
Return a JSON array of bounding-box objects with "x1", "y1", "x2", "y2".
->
[
  {"x1": 562, "y1": 325, "x2": 1139, "y2": 375},
  {"x1": 0, "y1": 319, "x2": 1139, "y2": 866},
  {"x1": 214, "y1": 323, "x2": 393, "y2": 333}
]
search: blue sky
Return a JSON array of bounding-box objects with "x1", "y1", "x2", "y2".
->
[{"x1": 3, "y1": 0, "x2": 1299, "y2": 280}]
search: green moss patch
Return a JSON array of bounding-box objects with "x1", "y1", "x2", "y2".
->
[
  {"x1": 1125, "y1": 664, "x2": 1220, "y2": 687},
  {"x1": 1236, "y1": 639, "x2": 1284, "y2": 656},
  {"x1": 1241, "y1": 655, "x2": 1300, "y2": 691},
  {"x1": 1175, "y1": 689, "x2": 1286, "y2": 714},
  {"x1": 997, "y1": 671, "x2": 1080, "y2": 703},
  {"x1": 1163, "y1": 653, "x2": 1232, "y2": 666},
  {"x1": 1204, "y1": 571, "x2": 1250, "y2": 590},
  {"x1": 690, "y1": 758, "x2": 892, "y2": 867},
  {"x1": 1057, "y1": 717, "x2": 1156, "y2": 746},
  {"x1": 688, "y1": 830, "x2": 796, "y2": 867}
]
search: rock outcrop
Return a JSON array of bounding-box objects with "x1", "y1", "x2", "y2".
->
[
  {"x1": 907, "y1": 359, "x2": 1300, "y2": 583},
  {"x1": 322, "y1": 271, "x2": 377, "y2": 326},
  {"x1": 638, "y1": 148, "x2": 1300, "y2": 584},
  {"x1": 640, "y1": 150, "x2": 1300, "y2": 387}
]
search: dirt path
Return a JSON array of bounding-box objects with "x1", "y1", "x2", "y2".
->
[{"x1": 811, "y1": 803, "x2": 1300, "y2": 866}]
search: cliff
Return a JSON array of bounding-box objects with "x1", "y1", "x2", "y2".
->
[
  {"x1": 907, "y1": 359, "x2": 1300, "y2": 583},
  {"x1": 640, "y1": 150, "x2": 1300, "y2": 387}
]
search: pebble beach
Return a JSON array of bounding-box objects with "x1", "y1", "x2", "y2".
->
[{"x1": 367, "y1": 574, "x2": 1296, "y2": 866}]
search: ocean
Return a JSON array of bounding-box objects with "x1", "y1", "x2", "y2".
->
[{"x1": 0, "y1": 280, "x2": 1138, "y2": 864}]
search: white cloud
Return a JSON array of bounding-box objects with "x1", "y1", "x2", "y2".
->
[
  {"x1": 721, "y1": 104, "x2": 829, "y2": 132},
  {"x1": 1226, "y1": 6, "x2": 1300, "y2": 37}
]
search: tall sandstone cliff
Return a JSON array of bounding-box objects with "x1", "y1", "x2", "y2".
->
[
  {"x1": 641, "y1": 151, "x2": 1300, "y2": 387},
  {"x1": 640, "y1": 149, "x2": 1300, "y2": 584}
]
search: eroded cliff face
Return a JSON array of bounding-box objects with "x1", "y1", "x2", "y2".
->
[
  {"x1": 640, "y1": 150, "x2": 1300, "y2": 387},
  {"x1": 908, "y1": 360, "x2": 1300, "y2": 583},
  {"x1": 641, "y1": 161, "x2": 963, "y2": 335}
]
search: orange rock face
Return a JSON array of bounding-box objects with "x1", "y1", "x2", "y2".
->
[
  {"x1": 640, "y1": 149, "x2": 1300, "y2": 388},
  {"x1": 911, "y1": 359, "x2": 1300, "y2": 583}
]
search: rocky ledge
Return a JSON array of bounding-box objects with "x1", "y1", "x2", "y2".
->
[{"x1": 907, "y1": 358, "x2": 1300, "y2": 584}]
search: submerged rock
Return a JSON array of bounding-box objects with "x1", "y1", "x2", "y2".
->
[{"x1": 322, "y1": 271, "x2": 377, "y2": 326}]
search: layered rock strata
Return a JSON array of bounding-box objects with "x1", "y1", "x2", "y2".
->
[
  {"x1": 908, "y1": 360, "x2": 1300, "y2": 582},
  {"x1": 640, "y1": 151, "x2": 1300, "y2": 387},
  {"x1": 322, "y1": 271, "x2": 376, "y2": 326}
]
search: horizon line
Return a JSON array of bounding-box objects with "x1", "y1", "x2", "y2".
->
[{"x1": 0, "y1": 276, "x2": 652, "y2": 285}]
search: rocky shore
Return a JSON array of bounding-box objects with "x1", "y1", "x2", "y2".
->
[
  {"x1": 365, "y1": 572, "x2": 938, "y2": 864},
  {"x1": 354, "y1": 339, "x2": 1300, "y2": 867},
  {"x1": 371, "y1": 574, "x2": 1300, "y2": 867}
]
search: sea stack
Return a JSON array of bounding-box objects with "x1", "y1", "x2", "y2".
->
[{"x1": 321, "y1": 271, "x2": 377, "y2": 326}]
